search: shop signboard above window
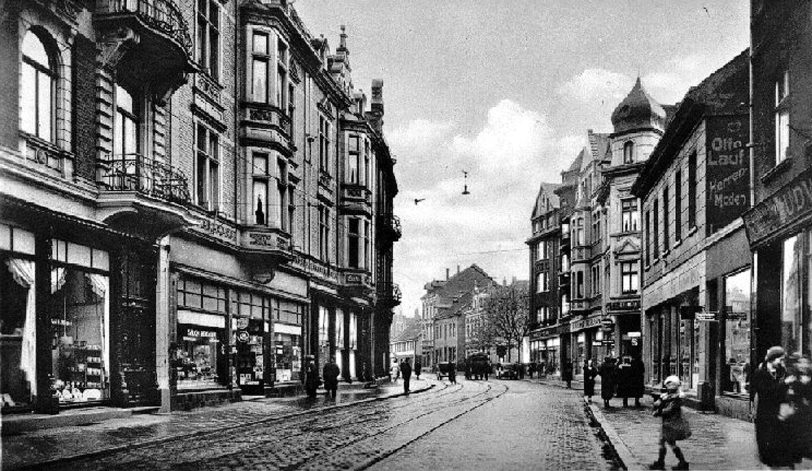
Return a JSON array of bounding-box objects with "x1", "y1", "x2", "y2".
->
[
  {"x1": 743, "y1": 167, "x2": 812, "y2": 247},
  {"x1": 705, "y1": 115, "x2": 750, "y2": 235}
]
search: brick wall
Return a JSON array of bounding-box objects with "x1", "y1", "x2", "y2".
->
[{"x1": 72, "y1": 34, "x2": 96, "y2": 180}]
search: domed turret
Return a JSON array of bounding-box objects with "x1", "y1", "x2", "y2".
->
[{"x1": 611, "y1": 78, "x2": 666, "y2": 134}]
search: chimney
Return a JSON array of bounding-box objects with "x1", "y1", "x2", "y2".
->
[
  {"x1": 457, "y1": 265, "x2": 460, "y2": 274},
  {"x1": 446, "y1": 268, "x2": 450, "y2": 280},
  {"x1": 338, "y1": 25, "x2": 347, "y2": 51},
  {"x1": 365, "y1": 79, "x2": 384, "y2": 133}
]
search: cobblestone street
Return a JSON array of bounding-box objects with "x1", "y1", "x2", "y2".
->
[{"x1": 4, "y1": 379, "x2": 616, "y2": 471}]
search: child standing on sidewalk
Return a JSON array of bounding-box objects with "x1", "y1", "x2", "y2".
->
[{"x1": 650, "y1": 375, "x2": 691, "y2": 470}]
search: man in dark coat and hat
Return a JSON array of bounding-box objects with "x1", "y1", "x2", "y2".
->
[
  {"x1": 322, "y1": 356, "x2": 340, "y2": 398},
  {"x1": 400, "y1": 358, "x2": 412, "y2": 394},
  {"x1": 600, "y1": 356, "x2": 617, "y2": 408},
  {"x1": 750, "y1": 346, "x2": 794, "y2": 468},
  {"x1": 303, "y1": 355, "x2": 319, "y2": 398},
  {"x1": 414, "y1": 360, "x2": 422, "y2": 380}
]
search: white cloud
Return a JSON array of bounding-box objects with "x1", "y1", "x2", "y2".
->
[
  {"x1": 390, "y1": 100, "x2": 584, "y2": 316},
  {"x1": 557, "y1": 68, "x2": 634, "y2": 104}
]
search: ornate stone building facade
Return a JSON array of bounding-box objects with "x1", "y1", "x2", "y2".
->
[{"x1": 0, "y1": 0, "x2": 398, "y2": 414}]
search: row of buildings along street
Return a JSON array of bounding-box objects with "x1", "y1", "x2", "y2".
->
[
  {"x1": 395, "y1": 2, "x2": 812, "y2": 424},
  {"x1": 525, "y1": 0, "x2": 812, "y2": 421},
  {"x1": 0, "y1": 0, "x2": 401, "y2": 414}
]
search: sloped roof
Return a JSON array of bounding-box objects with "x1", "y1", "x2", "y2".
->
[
  {"x1": 565, "y1": 148, "x2": 585, "y2": 174},
  {"x1": 392, "y1": 321, "x2": 422, "y2": 342},
  {"x1": 531, "y1": 182, "x2": 562, "y2": 219},
  {"x1": 588, "y1": 130, "x2": 610, "y2": 163}
]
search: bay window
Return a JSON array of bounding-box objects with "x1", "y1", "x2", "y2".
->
[
  {"x1": 251, "y1": 32, "x2": 269, "y2": 103},
  {"x1": 347, "y1": 135, "x2": 360, "y2": 184},
  {"x1": 621, "y1": 199, "x2": 639, "y2": 232},
  {"x1": 621, "y1": 261, "x2": 639, "y2": 293},
  {"x1": 252, "y1": 152, "x2": 269, "y2": 225}
]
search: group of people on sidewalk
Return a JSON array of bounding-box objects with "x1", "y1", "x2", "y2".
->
[
  {"x1": 749, "y1": 346, "x2": 812, "y2": 469},
  {"x1": 576, "y1": 356, "x2": 646, "y2": 408}
]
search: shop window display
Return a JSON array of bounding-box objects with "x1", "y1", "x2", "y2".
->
[
  {"x1": 679, "y1": 318, "x2": 693, "y2": 389},
  {"x1": 1, "y1": 254, "x2": 36, "y2": 408},
  {"x1": 177, "y1": 324, "x2": 222, "y2": 389},
  {"x1": 274, "y1": 333, "x2": 301, "y2": 382},
  {"x1": 724, "y1": 269, "x2": 751, "y2": 394},
  {"x1": 50, "y1": 267, "x2": 110, "y2": 403}
]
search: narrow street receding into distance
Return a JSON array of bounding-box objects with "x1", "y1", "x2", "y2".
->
[{"x1": 9, "y1": 380, "x2": 616, "y2": 471}]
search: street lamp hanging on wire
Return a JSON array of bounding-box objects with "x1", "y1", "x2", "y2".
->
[{"x1": 462, "y1": 170, "x2": 471, "y2": 195}]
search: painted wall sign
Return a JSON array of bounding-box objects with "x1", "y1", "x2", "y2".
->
[
  {"x1": 743, "y1": 167, "x2": 812, "y2": 246},
  {"x1": 705, "y1": 115, "x2": 750, "y2": 234}
]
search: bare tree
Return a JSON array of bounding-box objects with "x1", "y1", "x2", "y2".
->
[{"x1": 482, "y1": 283, "x2": 530, "y2": 362}]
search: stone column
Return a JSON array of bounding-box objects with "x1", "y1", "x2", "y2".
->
[{"x1": 155, "y1": 236, "x2": 171, "y2": 412}]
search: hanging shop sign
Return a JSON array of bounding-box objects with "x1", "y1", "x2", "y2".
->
[
  {"x1": 236, "y1": 330, "x2": 250, "y2": 343},
  {"x1": 695, "y1": 311, "x2": 719, "y2": 322},
  {"x1": 705, "y1": 115, "x2": 750, "y2": 234}
]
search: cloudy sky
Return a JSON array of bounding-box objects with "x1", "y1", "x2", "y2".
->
[{"x1": 295, "y1": 0, "x2": 750, "y2": 318}]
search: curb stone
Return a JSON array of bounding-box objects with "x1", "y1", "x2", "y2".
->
[
  {"x1": 585, "y1": 400, "x2": 639, "y2": 471},
  {"x1": 11, "y1": 382, "x2": 435, "y2": 471}
]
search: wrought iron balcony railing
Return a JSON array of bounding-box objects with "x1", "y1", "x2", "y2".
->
[
  {"x1": 96, "y1": 0, "x2": 193, "y2": 55},
  {"x1": 378, "y1": 282, "x2": 402, "y2": 305},
  {"x1": 98, "y1": 153, "x2": 191, "y2": 204}
]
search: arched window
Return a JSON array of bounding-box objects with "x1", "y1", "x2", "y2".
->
[
  {"x1": 20, "y1": 30, "x2": 56, "y2": 141},
  {"x1": 623, "y1": 141, "x2": 634, "y2": 164}
]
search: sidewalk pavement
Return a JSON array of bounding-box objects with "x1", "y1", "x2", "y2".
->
[
  {"x1": 529, "y1": 376, "x2": 812, "y2": 470},
  {"x1": 1, "y1": 378, "x2": 432, "y2": 470}
]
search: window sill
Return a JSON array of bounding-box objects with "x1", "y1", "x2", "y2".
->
[
  {"x1": 688, "y1": 226, "x2": 697, "y2": 237},
  {"x1": 760, "y1": 157, "x2": 793, "y2": 184},
  {"x1": 673, "y1": 239, "x2": 682, "y2": 248}
]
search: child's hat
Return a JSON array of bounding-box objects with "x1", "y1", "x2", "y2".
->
[{"x1": 664, "y1": 375, "x2": 681, "y2": 388}]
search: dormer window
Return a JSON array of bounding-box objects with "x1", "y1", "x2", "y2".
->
[
  {"x1": 775, "y1": 69, "x2": 790, "y2": 164},
  {"x1": 623, "y1": 141, "x2": 634, "y2": 164}
]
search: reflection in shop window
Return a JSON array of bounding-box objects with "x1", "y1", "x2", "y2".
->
[
  {"x1": 50, "y1": 267, "x2": 110, "y2": 403},
  {"x1": 782, "y1": 235, "x2": 802, "y2": 354},
  {"x1": 724, "y1": 269, "x2": 751, "y2": 394}
]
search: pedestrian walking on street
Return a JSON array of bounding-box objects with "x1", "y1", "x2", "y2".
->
[
  {"x1": 649, "y1": 375, "x2": 691, "y2": 470},
  {"x1": 322, "y1": 356, "x2": 340, "y2": 398},
  {"x1": 391, "y1": 360, "x2": 400, "y2": 382},
  {"x1": 448, "y1": 362, "x2": 457, "y2": 384},
  {"x1": 630, "y1": 355, "x2": 646, "y2": 407},
  {"x1": 414, "y1": 360, "x2": 422, "y2": 380},
  {"x1": 496, "y1": 362, "x2": 503, "y2": 379},
  {"x1": 583, "y1": 359, "x2": 598, "y2": 402},
  {"x1": 400, "y1": 358, "x2": 412, "y2": 394},
  {"x1": 600, "y1": 356, "x2": 617, "y2": 408},
  {"x1": 786, "y1": 355, "x2": 812, "y2": 463},
  {"x1": 303, "y1": 355, "x2": 319, "y2": 398},
  {"x1": 562, "y1": 361, "x2": 574, "y2": 389},
  {"x1": 617, "y1": 356, "x2": 633, "y2": 407},
  {"x1": 751, "y1": 346, "x2": 796, "y2": 469},
  {"x1": 529, "y1": 361, "x2": 536, "y2": 379}
]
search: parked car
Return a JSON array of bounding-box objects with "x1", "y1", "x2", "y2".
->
[{"x1": 500, "y1": 363, "x2": 519, "y2": 380}]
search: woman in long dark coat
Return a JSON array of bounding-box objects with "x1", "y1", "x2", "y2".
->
[
  {"x1": 562, "y1": 361, "x2": 574, "y2": 388},
  {"x1": 583, "y1": 359, "x2": 598, "y2": 402},
  {"x1": 750, "y1": 346, "x2": 794, "y2": 468},
  {"x1": 599, "y1": 356, "x2": 617, "y2": 408},
  {"x1": 630, "y1": 356, "x2": 645, "y2": 407}
]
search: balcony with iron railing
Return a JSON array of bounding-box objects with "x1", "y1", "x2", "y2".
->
[
  {"x1": 378, "y1": 213, "x2": 402, "y2": 241},
  {"x1": 96, "y1": 153, "x2": 197, "y2": 238},
  {"x1": 95, "y1": 0, "x2": 197, "y2": 101}
]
